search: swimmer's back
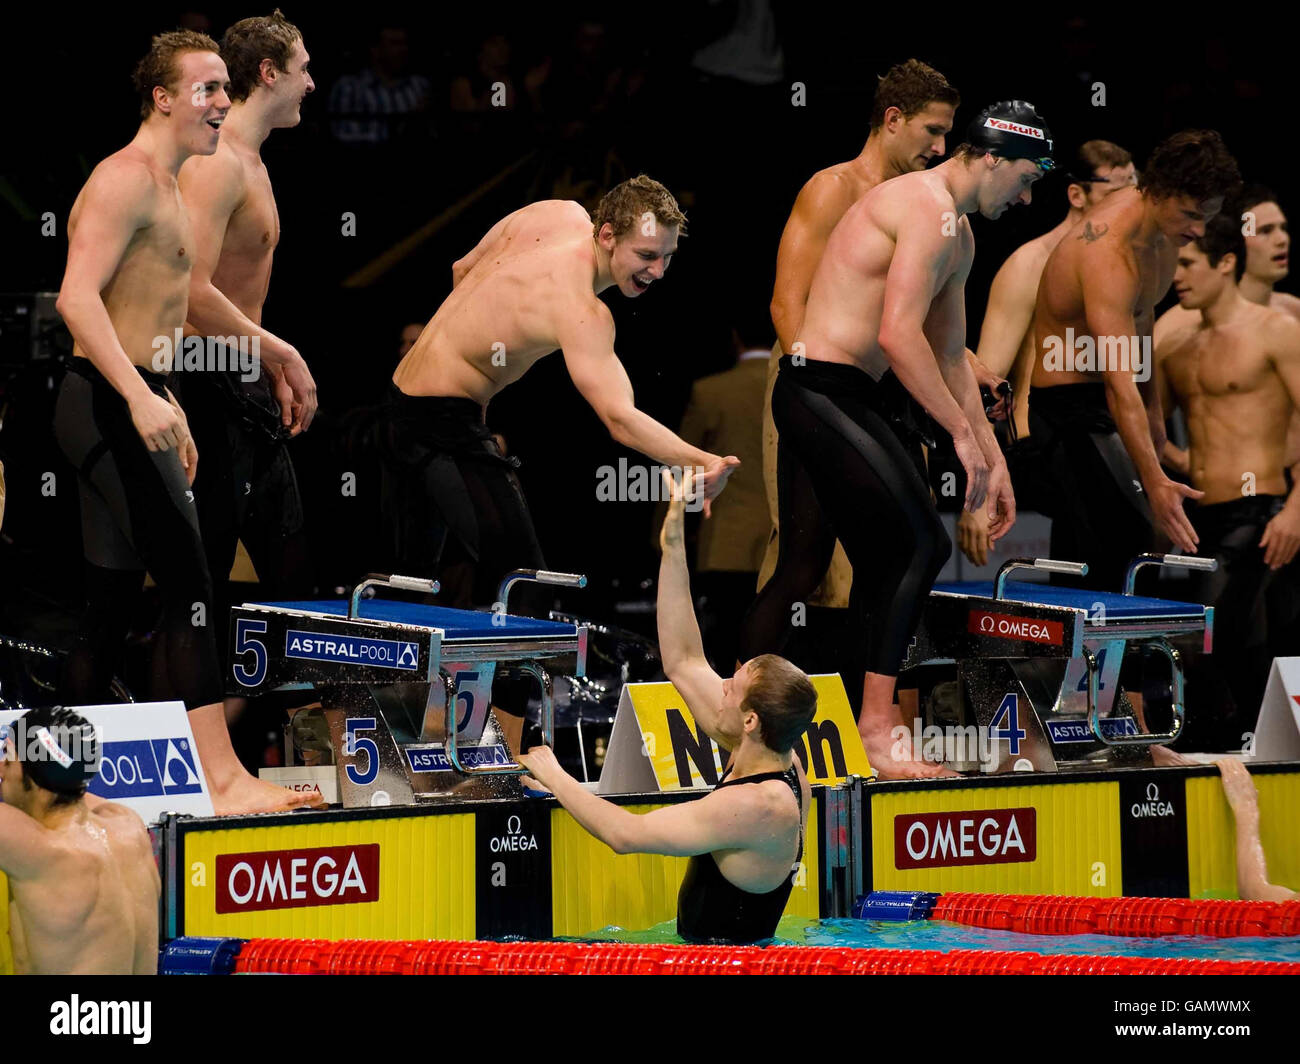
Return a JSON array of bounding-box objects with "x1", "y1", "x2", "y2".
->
[
  {"x1": 394, "y1": 200, "x2": 599, "y2": 402},
  {"x1": 9, "y1": 801, "x2": 159, "y2": 975}
]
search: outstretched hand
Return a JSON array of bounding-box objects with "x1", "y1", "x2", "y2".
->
[
  {"x1": 694, "y1": 454, "x2": 740, "y2": 518},
  {"x1": 659, "y1": 466, "x2": 695, "y2": 552}
]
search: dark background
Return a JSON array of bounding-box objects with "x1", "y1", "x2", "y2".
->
[{"x1": 3, "y1": 2, "x2": 1297, "y2": 648}]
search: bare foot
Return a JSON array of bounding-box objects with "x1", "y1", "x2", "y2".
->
[
  {"x1": 1150, "y1": 744, "x2": 1197, "y2": 767},
  {"x1": 859, "y1": 726, "x2": 961, "y2": 780},
  {"x1": 210, "y1": 772, "x2": 326, "y2": 816}
]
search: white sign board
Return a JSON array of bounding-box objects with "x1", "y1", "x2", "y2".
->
[
  {"x1": 0, "y1": 701, "x2": 213, "y2": 824},
  {"x1": 1254, "y1": 658, "x2": 1300, "y2": 760}
]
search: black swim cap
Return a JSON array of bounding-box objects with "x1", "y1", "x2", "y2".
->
[
  {"x1": 967, "y1": 101, "x2": 1055, "y2": 170},
  {"x1": 3, "y1": 706, "x2": 100, "y2": 796}
]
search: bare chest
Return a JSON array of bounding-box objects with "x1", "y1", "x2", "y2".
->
[
  {"x1": 1167, "y1": 330, "x2": 1274, "y2": 399},
  {"x1": 228, "y1": 171, "x2": 280, "y2": 259},
  {"x1": 134, "y1": 187, "x2": 195, "y2": 275}
]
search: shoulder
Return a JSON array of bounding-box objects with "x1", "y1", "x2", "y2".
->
[
  {"x1": 751, "y1": 775, "x2": 802, "y2": 826},
  {"x1": 1259, "y1": 303, "x2": 1300, "y2": 349},
  {"x1": 178, "y1": 143, "x2": 245, "y2": 204},
  {"x1": 557, "y1": 290, "x2": 614, "y2": 335},
  {"x1": 1154, "y1": 303, "x2": 1200, "y2": 350},
  {"x1": 181, "y1": 140, "x2": 244, "y2": 184},
  {"x1": 530, "y1": 199, "x2": 591, "y2": 229},
  {"x1": 1006, "y1": 231, "x2": 1056, "y2": 278},
  {"x1": 94, "y1": 802, "x2": 152, "y2": 850},
  {"x1": 1270, "y1": 291, "x2": 1300, "y2": 323},
  {"x1": 795, "y1": 168, "x2": 858, "y2": 216},
  {"x1": 713, "y1": 774, "x2": 799, "y2": 821},
  {"x1": 87, "y1": 151, "x2": 157, "y2": 204}
]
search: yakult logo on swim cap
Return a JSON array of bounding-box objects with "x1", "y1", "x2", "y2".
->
[
  {"x1": 32, "y1": 727, "x2": 74, "y2": 768},
  {"x1": 984, "y1": 117, "x2": 1045, "y2": 140}
]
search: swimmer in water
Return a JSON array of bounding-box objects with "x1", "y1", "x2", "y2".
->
[
  {"x1": 0, "y1": 706, "x2": 160, "y2": 973},
  {"x1": 521, "y1": 469, "x2": 814, "y2": 943}
]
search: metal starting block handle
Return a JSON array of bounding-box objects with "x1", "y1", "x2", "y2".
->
[
  {"x1": 1090, "y1": 639, "x2": 1185, "y2": 747},
  {"x1": 1123, "y1": 553, "x2": 1218, "y2": 595},
  {"x1": 993, "y1": 557, "x2": 1088, "y2": 599},
  {"x1": 496, "y1": 569, "x2": 587, "y2": 614},
  {"x1": 444, "y1": 661, "x2": 555, "y2": 776},
  {"x1": 348, "y1": 573, "x2": 441, "y2": 619}
]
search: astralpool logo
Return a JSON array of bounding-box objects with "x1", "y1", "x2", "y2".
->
[
  {"x1": 92, "y1": 738, "x2": 203, "y2": 799},
  {"x1": 285, "y1": 629, "x2": 420, "y2": 671}
]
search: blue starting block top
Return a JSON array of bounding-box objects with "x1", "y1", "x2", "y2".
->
[
  {"x1": 932, "y1": 581, "x2": 1205, "y2": 623},
  {"x1": 253, "y1": 600, "x2": 578, "y2": 640}
]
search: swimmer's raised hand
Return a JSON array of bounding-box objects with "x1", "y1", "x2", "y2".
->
[{"x1": 659, "y1": 467, "x2": 695, "y2": 551}]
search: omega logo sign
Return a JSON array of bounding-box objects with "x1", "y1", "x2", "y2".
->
[
  {"x1": 967, "y1": 610, "x2": 1063, "y2": 646},
  {"x1": 215, "y1": 844, "x2": 380, "y2": 913},
  {"x1": 1130, "y1": 781, "x2": 1175, "y2": 818},
  {"x1": 894, "y1": 808, "x2": 1037, "y2": 869},
  {"x1": 490, "y1": 814, "x2": 538, "y2": 853}
]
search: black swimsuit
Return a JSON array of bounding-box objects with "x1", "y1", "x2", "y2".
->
[
  {"x1": 676, "y1": 766, "x2": 804, "y2": 944},
  {"x1": 739, "y1": 356, "x2": 952, "y2": 675}
]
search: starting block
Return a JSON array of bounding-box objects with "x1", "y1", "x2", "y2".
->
[
  {"x1": 229, "y1": 571, "x2": 588, "y2": 806},
  {"x1": 904, "y1": 554, "x2": 1216, "y2": 772}
]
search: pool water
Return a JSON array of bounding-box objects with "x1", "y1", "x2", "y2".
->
[{"x1": 586, "y1": 916, "x2": 1300, "y2": 963}]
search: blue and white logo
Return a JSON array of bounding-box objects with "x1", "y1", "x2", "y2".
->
[
  {"x1": 91, "y1": 737, "x2": 203, "y2": 798},
  {"x1": 1047, "y1": 717, "x2": 1139, "y2": 744},
  {"x1": 285, "y1": 629, "x2": 419, "y2": 671},
  {"x1": 406, "y1": 745, "x2": 511, "y2": 773}
]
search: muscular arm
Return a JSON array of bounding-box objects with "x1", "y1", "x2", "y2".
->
[
  {"x1": 1217, "y1": 759, "x2": 1298, "y2": 902},
  {"x1": 520, "y1": 749, "x2": 764, "y2": 857},
  {"x1": 1083, "y1": 257, "x2": 1166, "y2": 485},
  {"x1": 770, "y1": 175, "x2": 850, "y2": 353},
  {"x1": 559, "y1": 300, "x2": 717, "y2": 471},
  {"x1": 932, "y1": 274, "x2": 1016, "y2": 535},
  {"x1": 1266, "y1": 318, "x2": 1300, "y2": 486},
  {"x1": 56, "y1": 164, "x2": 159, "y2": 407},
  {"x1": 179, "y1": 152, "x2": 300, "y2": 372},
  {"x1": 1087, "y1": 251, "x2": 1201, "y2": 549},
  {"x1": 1153, "y1": 339, "x2": 1190, "y2": 475},
  {"x1": 1258, "y1": 318, "x2": 1300, "y2": 568},
  {"x1": 0, "y1": 806, "x2": 56, "y2": 881},
  {"x1": 975, "y1": 247, "x2": 1039, "y2": 379},
  {"x1": 877, "y1": 212, "x2": 973, "y2": 439},
  {"x1": 657, "y1": 471, "x2": 735, "y2": 749},
  {"x1": 931, "y1": 279, "x2": 1000, "y2": 462}
]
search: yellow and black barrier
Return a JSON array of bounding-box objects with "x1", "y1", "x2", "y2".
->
[
  {"x1": 161, "y1": 791, "x2": 825, "y2": 943},
  {"x1": 850, "y1": 762, "x2": 1300, "y2": 899}
]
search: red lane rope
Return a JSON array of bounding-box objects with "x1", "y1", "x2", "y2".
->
[
  {"x1": 229, "y1": 938, "x2": 1300, "y2": 976},
  {"x1": 929, "y1": 893, "x2": 1300, "y2": 939}
]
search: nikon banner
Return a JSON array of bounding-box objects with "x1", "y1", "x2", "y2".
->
[{"x1": 597, "y1": 674, "x2": 870, "y2": 793}]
